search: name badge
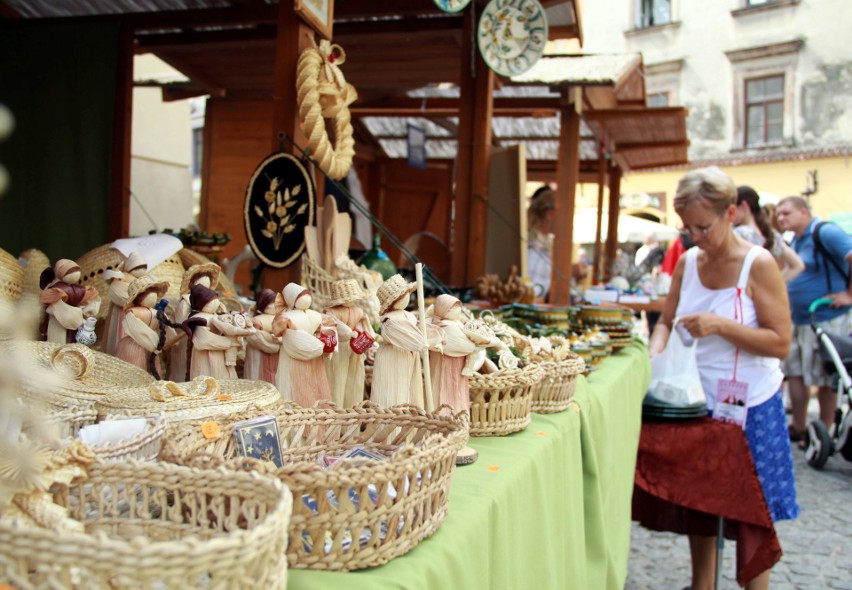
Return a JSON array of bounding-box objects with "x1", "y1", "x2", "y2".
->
[{"x1": 713, "y1": 378, "x2": 749, "y2": 429}]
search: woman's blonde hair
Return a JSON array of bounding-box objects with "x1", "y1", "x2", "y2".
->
[
  {"x1": 674, "y1": 166, "x2": 737, "y2": 215},
  {"x1": 527, "y1": 186, "x2": 555, "y2": 227}
]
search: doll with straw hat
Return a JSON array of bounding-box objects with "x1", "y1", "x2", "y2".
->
[
  {"x1": 371, "y1": 274, "x2": 443, "y2": 411},
  {"x1": 115, "y1": 275, "x2": 171, "y2": 375},
  {"x1": 171, "y1": 262, "x2": 224, "y2": 381},
  {"x1": 323, "y1": 278, "x2": 376, "y2": 407},
  {"x1": 102, "y1": 251, "x2": 148, "y2": 356}
]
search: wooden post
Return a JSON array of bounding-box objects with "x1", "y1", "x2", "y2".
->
[
  {"x1": 592, "y1": 152, "x2": 607, "y2": 284},
  {"x1": 604, "y1": 163, "x2": 622, "y2": 281},
  {"x1": 109, "y1": 24, "x2": 133, "y2": 241},
  {"x1": 549, "y1": 106, "x2": 580, "y2": 305},
  {"x1": 451, "y1": 8, "x2": 494, "y2": 286},
  {"x1": 263, "y1": 2, "x2": 318, "y2": 290}
]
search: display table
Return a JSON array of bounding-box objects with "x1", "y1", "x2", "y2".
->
[
  {"x1": 288, "y1": 344, "x2": 650, "y2": 589},
  {"x1": 633, "y1": 418, "x2": 781, "y2": 587}
]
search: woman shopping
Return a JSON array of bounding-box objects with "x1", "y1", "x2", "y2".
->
[{"x1": 648, "y1": 167, "x2": 798, "y2": 590}]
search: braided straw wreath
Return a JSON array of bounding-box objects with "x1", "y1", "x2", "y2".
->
[{"x1": 296, "y1": 38, "x2": 358, "y2": 180}]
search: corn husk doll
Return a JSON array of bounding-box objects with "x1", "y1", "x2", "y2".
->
[
  {"x1": 102, "y1": 251, "x2": 147, "y2": 355},
  {"x1": 116, "y1": 275, "x2": 172, "y2": 374},
  {"x1": 272, "y1": 283, "x2": 336, "y2": 406},
  {"x1": 184, "y1": 284, "x2": 234, "y2": 380},
  {"x1": 371, "y1": 274, "x2": 443, "y2": 411},
  {"x1": 38, "y1": 259, "x2": 101, "y2": 344},
  {"x1": 244, "y1": 288, "x2": 284, "y2": 384},
  {"x1": 323, "y1": 279, "x2": 376, "y2": 407},
  {"x1": 171, "y1": 263, "x2": 224, "y2": 381}
]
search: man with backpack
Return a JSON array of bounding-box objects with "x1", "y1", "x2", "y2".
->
[{"x1": 776, "y1": 196, "x2": 852, "y2": 444}]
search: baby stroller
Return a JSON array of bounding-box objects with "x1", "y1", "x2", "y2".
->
[{"x1": 803, "y1": 298, "x2": 852, "y2": 469}]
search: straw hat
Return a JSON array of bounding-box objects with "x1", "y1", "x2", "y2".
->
[
  {"x1": 180, "y1": 263, "x2": 220, "y2": 294},
  {"x1": 377, "y1": 274, "x2": 416, "y2": 315},
  {"x1": 126, "y1": 275, "x2": 169, "y2": 307},
  {"x1": 327, "y1": 279, "x2": 368, "y2": 308},
  {"x1": 0, "y1": 247, "x2": 23, "y2": 302}
]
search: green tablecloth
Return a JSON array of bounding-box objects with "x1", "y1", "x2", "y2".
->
[{"x1": 289, "y1": 344, "x2": 650, "y2": 590}]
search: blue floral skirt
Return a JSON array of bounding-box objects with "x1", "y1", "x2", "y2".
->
[{"x1": 744, "y1": 391, "x2": 800, "y2": 522}]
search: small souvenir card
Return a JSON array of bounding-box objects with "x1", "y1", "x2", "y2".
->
[
  {"x1": 233, "y1": 415, "x2": 284, "y2": 468},
  {"x1": 713, "y1": 379, "x2": 749, "y2": 429}
]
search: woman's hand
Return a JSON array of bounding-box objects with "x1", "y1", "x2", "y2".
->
[{"x1": 679, "y1": 313, "x2": 725, "y2": 339}]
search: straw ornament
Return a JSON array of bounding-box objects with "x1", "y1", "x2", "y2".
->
[
  {"x1": 296, "y1": 37, "x2": 357, "y2": 180},
  {"x1": 327, "y1": 278, "x2": 368, "y2": 308},
  {"x1": 125, "y1": 275, "x2": 169, "y2": 307},
  {"x1": 377, "y1": 274, "x2": 417, "y2": 314}
]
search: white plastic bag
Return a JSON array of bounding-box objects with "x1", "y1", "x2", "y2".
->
[{"x1": 647, "y1": 322, "x2": 705, "y2": 406}]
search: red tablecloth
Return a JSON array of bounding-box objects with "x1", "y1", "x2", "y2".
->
[{"x1": 633, "y1": 417, "x2": 782, "y2": 586}]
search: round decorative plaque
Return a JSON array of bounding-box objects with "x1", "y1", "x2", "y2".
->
[
  {"x1": 477, "y1": 0, "x2": 548, "y2": 77},
  {"x1": 432, "y1": 0, "x2": 473, "y2": 12},
  {"x1": 243, "y1": 152, "x2": 315, "y2": 269}
]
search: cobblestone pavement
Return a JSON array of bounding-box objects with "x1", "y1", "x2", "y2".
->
[{"x1": 626, "y1": 407, "x2": 852, "y2": 590}]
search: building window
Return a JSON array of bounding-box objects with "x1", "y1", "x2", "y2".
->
[
  {"x1": 747, "y1": 0, "x2": 769, "y2": 4},
  {"x1": 744, "y1": 75, "x2": 784, "y2": 146},
  {"x1": 635, "y1": 0, "x2": 671, "y2": 28},
  {"x1": 647, "y1": 92, "x2": 670, "y2": 107},
  {"x1": 191, "y1": 127, "x2": 203, "y2": 177}
]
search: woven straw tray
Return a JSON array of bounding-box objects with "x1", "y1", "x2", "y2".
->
[
  {"x1": 0, "y1": 460, "x2": 293, "y2": 590},
  {"x1": 468, "y1": 363, "x2": 543, "y2": 436},
  {"x1": 160, "y1": 401, "x2": 468, "y2": 572}
]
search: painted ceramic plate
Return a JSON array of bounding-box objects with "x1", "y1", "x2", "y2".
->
[
  {"x1": 477, "y1": 0, "x2": 548, "y2": 77},
  {"x1": 244, "y1": 152, "x2": 315, "y2": 269},
  {"x1": 433, "y1": 0, "x2": 472, "y2": 12}
]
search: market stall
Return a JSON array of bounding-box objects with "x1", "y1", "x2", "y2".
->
[{"x1": 287, "y1": 344, "x2": 649, "y2": 590}]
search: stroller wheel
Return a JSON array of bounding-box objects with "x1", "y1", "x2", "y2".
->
[
  {"x1": 805, "y1": 420, "x2": 833, "y2": 469},
  {"x1": 837, "y1": 411, "x2": 852, "y2": 462}
]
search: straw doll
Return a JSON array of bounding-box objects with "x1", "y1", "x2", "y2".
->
[
  {"x1": 171, "y1": 263, "x2": 224, "y2": 381},
  {"x1": 213, "y1": 311, "x2": 255, "y2": 376},
  {"x1": 102, "y1": 251, "x2": 147, "y2": 355},
  {"x1": 184, "y1": 284, "x2": 233, "y2": 380},
  {"x1": 244, "y1": 288, "x2": 284, "y2": 384},
  {"x1": 116, "y1": 275, "x2": 172, "y2": 375},
  {"x1": 323, "y1": 279, "x2": 376, "y2": 407},
  {"x1": 39, "y1": 259, "x2": 101, "y2": 344},
  {"x1": 427, "y1": 294, "x2": 484, "y2": 413},
  {"x1": 272, "y1": 283, "x2": 336, "y2": 406},
  {"x1": 371, "y1": 274, "x2": 443, "y2": 411}
]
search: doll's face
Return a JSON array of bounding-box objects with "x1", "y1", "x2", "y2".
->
[
  {"x1": 140, "y1": 291, "x2": 158, "y2": 308},
  {"x1": 394, "y1": 292, "x2": 411, "y2": 310},
  {"x1": 295, "y1": 294, "x2": 312, "y2": 310},
  {"x1": 64, "y1": 270, "x2": 81, "y2": 284},
  {"x1": 194, "y1": 275, "x2": 212, "y2": 289},
  {"x1": 202, "y1": 298, "x2": 220, "y2": 313},
  {"x1": 262, "y1": 302, "x2": 277, "y2": 315},
  {"x1": 446, "y1": 304, "x2": 462, "y2": 321}
]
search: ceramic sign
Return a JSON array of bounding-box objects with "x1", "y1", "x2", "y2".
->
[
  {"x1": 432, "y1": 0, "x2": 472, "y2": 13},
  {"x1": 477, "y1": 0, "x2": 548, "y2": 77},
  {"x1": 244, "y1": 152, "x2": 315, "y2": 269}
]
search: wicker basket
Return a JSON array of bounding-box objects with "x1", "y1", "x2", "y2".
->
[
  {"x1": 468, "y1": 363, "x2": 543, "y2": 436},
  {"x1": 0, "y1": 460, "x2": 293, "y2": 589},
  {"x1": 161, "y1": 401, "x2": 468, "y2": 571},
  {"x1": 42, "y1": 401, "x2": 99, "y2": 439},
  {"x1": 75, "y1": 414, "x2": 167, "y2": 462},
  {"x1": 302, "y1": 255, "x2": 381, "y2": 326},
  {"x1": 530, "y1": 356, "x2": 586, "y2": 414}
]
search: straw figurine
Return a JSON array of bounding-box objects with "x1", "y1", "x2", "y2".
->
[
  {"x1": 371, "y1": 274, "x2": 443, "y2": 411},
  {"x1": 116, "y1": 275, "x2": 173, "y2": 375},
  {"x1": 102, "y1": 251, "x2": 147, "y2": 355},
  {"x1": 171, "y1": 263, "x2": 224, "y2": 381},
  {"x1": 38, "y1": 259, "x2": 101, "y2": 344},
  {"x1": 323, "y1": 278, "x2": 376, "y2": 407},
  {"x1": 213, "y1": 311, "x2": 256, "y2": 375},
  {"x1": 183, "y1": 284, "x2": 235, "y2": 380},
  {"x1": 244, "y1": 288, "x2": 284, "y2": 384},
  {"x1": 272, "y1": 283, "x2": 336, "y2": 406}
]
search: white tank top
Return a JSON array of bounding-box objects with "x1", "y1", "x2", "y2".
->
[{"x1": 675, "y1": 247, "x2": 783, "y2": 409}]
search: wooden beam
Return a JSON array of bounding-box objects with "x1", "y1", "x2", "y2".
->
[
  {"x1": 584, "y1": 107, "x2": 688, "y2": 121},
  {"x1": 334, "y1": 14, "x2": 462, "y2": 36},
  {"x1": 333, "y1": 0, "x2": 438, "y2": 19},
  {"x1": 135, "y1": 25, "x2": 276, "y2": 51},
  {"x1": 604, "y1": 163, "x2": 621, "y2": 281},
  {"x1": 548, "y1": 24, "x2": 580, "y2": 40},
  {"x1": 615, "y1": 139, "x2": 690, "y2": 152},
  {"x1": 352, "y1": 97, "x2": 560, "y2": 117},
  {"x1": 592, "y1": 152, "x2": 607, "y2": 284},
  {"x1": 451, "y1": 8, "x2": 494, "y2": 286},
  {"x1": 153, "y1": 52, "x2": 227, "y2": 98},
  {"x1": 109, "y1": 24, "x2": 134, "y2": 241},
  {"x1": 23, "y1": 4, "x2": 278, "y2": 30},
  {"x1": 550, "y1": 106, "x2": 580, "y2": 304}
]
